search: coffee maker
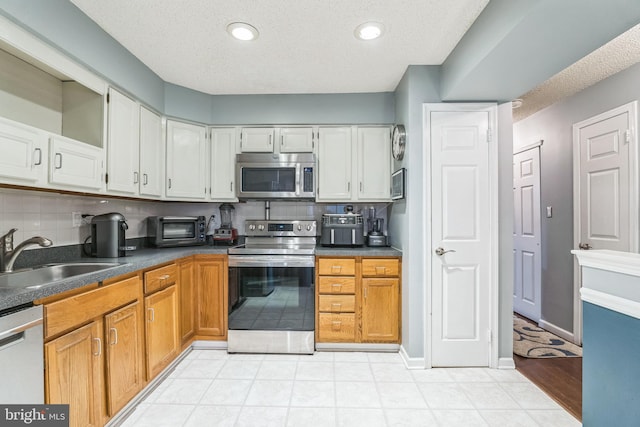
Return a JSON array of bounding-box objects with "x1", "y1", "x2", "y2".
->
[
  {"x1": 213, "y1": 203, "x2": 238, "y2": 244},
  {"x1": 366, "y1": 207, "x2": 388, "y2": 247},
  {"x1": 90, "y1": 212, "x2": 131, "y2": 257}
]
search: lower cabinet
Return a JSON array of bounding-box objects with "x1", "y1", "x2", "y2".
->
[
  {"x1": 144, "y1": 274, "x2": 179, "y2": 380},
  {"x1": 194, "y1": 255, "x2": 228, "y2": 339},
  {"x1": 177, "y1": 256, "x2": 196, "y2": 347},
  {"x1": 316, "y1": 256, "x2": 401, "y2": 344},
  {"x1": 45, "y1": 321, "x2": 105, "y2": 427}
]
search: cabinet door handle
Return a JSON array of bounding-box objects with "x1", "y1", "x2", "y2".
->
[
  {"x1": 143, "y1": 173, "x2": 148, "y2": 185},
  {"x1": 54, "y1": 153, "x2": 63, "y2": 169},
  {"x1": 347, "y1": 182, "x2": 351, "y2": 192},
  {"x1": 93, "y1": 337, "x2": 101, "y2": 356},
  {"x1": 134, "y1": 171, "x2": 139, "y2": 184},
  {"x1": 168, "y1": 178, "x2": 172, "y2": 189},
  {"x1": 269, "y1": 135, "x2": 272, "y2": 146},
  {"x1": 360, "y1": 182, "x2": 363, "y2": 192},
  {"x1": 148, "y1": 308, "x2": 155, "y2": 322},
  {"x1": 281, "y1": 135, "x2": 284, "y2": 147},
  {"x1": 34, "y1": 148, "x2": 42, "y2": 166},
  {"x1": 110, "y1": 327, "x2": 118, "y2": 345},
  {"x1": 364, "y1": 287, "x2": 368, "y2": 299},
  {"x1": 230, "y1": 181, "x2": 233, "y2": 192}
]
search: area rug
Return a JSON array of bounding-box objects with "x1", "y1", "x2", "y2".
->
[{"x1": 513, "y1": 316, "x2": 582, "y2": 358}]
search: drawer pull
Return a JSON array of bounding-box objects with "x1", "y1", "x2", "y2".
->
[
  {"x1": 331, "y1": 265, "x2": 342, "y2": 272},
  {"x1": 331, "y1": 303, "x2": 342, "y2": 310},
  {"x1": 331, "y1": 321, "x2": 342, "y2": 331},
  {"x1": 375, "y1": 266, "x2": 387, "y2": 274},
  {"x1": 159, "y1": 274, "x2": 170, "y2": 280},
  {"x1": 331, "y1": 283, "x2": 342, "y2": 290}
]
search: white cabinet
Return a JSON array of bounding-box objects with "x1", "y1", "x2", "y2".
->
[
  {"x1": 356, "y1": 127, "x2": 391, "y2": 201},
  {"x1": 209, "y1": 128, "x2": 237, "y2": 201},
  {"x1": 279, "y1": 127, "x2": 314, "y2": 153},
  {"x1": 49, "y1": 135, "x2": 104, "y2": 190},
  {"x1": 139, "y1": 107, "x2": 163, "y2": 198},
  {"x1": 240, "y1": 128, "x2": 274, "y2": 152},
  {"x1": 317, "y1": 127, "x2": 352, "y2": 201},
  {"x1": 106, "y1": 88, "x2": 139, "y2": 195},
  {"x1": 0, "y1": 117, "x2": 48, "y2": 186},
  {"x1": 166, "y1": 120, "x2": 207, "y2": 200}
]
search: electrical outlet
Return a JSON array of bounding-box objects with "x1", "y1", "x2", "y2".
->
[{"x1": 72, "y1": 212, "x2": 82, "y2": 227}]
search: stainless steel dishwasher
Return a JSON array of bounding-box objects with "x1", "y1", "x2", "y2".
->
[{"x1": 0, "y1": 304, "x2": 44, "y2": 403}]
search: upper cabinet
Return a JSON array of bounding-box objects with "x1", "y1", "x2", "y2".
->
[
  {"x1": 166, "y1": 120, "x2": 207, "y2": 200},
  {"x1": 209, "y1": 128, "x2": 238, "y2": 201},
  {"x1": 107, "y1": 88, "x2": 139, "y2": 195},
  {"x1": 240, "y1": 127, "x2": 314, "y2": 153},
  {"x1": 139, "y1": 107, "x2": 164, "y2": 198},
  {"x1": 0, "y1": 116, "x2": 48, "y2": 187},
  {"x1": 317, "y1": 127, "x2": 353, "y2": 201},
  {"x1": 240, "y1": 127, "x2": 274, "y2": 152},
  {"x1": 279, "y1": 127, "x2": 314, "y2": 153},
  {"x1": 49, "y1": 134, "x2": 104, "y2": 191},
  {"x1": 356, "y1": 127, "x2": 392, "y2": 201}
]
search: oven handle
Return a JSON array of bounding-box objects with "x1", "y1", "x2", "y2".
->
[{"x1": 228, "y1": 255, "x2": 315, "y2": 268}]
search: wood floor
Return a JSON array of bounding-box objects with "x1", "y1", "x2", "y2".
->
[{"x1": 513, "y1": 329, "x2": 583, "y2": 421}]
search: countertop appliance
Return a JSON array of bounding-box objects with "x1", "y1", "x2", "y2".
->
[
  {"x1": 91, "y1": 212, "x2": 135, "y2": 257},
  {"x1": 320, "y1": 213, "x2": 365, "y2": 247},
  {"x1": 366, "y1": 209, "x2": 388, "y2": 247},
  {"x1": 213, "y1": 203, "x2": 238, "y2": 244},
  {"x1": 227, "y1": 219, "x2": 317, "y2": 354},
  {"x1": 236, "y1": 153, "x2": 315, "y2": 200},
  {"x1": 147, "y1": 216, "x2": 206, "y2": 247},
  {"x1": 0, "y1": 304, "x2": 44, "y2": 403}
]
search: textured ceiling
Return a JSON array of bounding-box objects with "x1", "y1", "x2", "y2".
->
[
  {"x1": 514, "y1": 24, "x2": 640, "y2": 122},
  {"x1": 70, "y1": 0, "x2": 489, "y2": 95}
]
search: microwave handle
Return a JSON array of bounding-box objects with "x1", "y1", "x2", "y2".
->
[{"x1": 295, "y1": 163, "x2": 301, "y2": 196}]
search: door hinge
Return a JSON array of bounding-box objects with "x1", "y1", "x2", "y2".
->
[
  {"x1": 105, "y1": 173, "x2": 109, "y2": 184},
  {"x1": 486, "y1": 329, "x2": 492, "y2": 344},
  {"x1": 625, "y1": 129, "x2": 631, "y2": 143},
  {"x1": 106, "y1": 92, "x2": 110, "y2": 103},
  {"x1": 486, "y1": 128, "x2": 492, "y2": 143}
]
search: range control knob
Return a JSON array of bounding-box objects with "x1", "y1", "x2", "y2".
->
[
  {"x1": 297, "y1": 224, "x2": 302, "y2": 231},
  {"x1": 258, "y1": 224, "x2": 265, "y2": 231},
  {"x1": 306, "y1": 224, "x2": 313, "y2": 231},
  {"x1": 248, "y1": 224, "x2": 256, "y2": 231}
]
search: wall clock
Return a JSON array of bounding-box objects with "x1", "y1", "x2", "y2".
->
[{"x1": 392, "y1": 124, "x2": 406, "y2": 160}]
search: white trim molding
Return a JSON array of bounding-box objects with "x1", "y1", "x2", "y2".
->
[
  {"x1": 538, "y1": 319, "x2": 575, "y2": 344},
  {"x1": 498, "y1": 357, "x2": 516, "y2": 370},
  {"x1": 399, "y1": 345, "x2": 426, "y2": 369},
  {"x1": 572, "y1": 249, "x2": 640, "y2": 277},
  {"x1": 581, "y1": 288, "x2": 640, "y2": 320}
]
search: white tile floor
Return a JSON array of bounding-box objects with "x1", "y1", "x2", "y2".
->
[{"x1": 119, "y1": 350, "x2": 581, "y2": 427}]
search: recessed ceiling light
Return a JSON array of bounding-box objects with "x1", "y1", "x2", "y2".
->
[
  {"x1": 227, "y1": 22, "x2": 259, "y2": 41},
  {"x1": 355, "y1": 22, "x2": 384, "y2": 41}
]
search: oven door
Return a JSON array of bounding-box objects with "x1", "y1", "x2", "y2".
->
[{"x1": 227, "y1": 255, "x2": 315, "y2": 354}]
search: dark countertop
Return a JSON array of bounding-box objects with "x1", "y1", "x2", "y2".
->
[{"x1": 0, "y1": 243, "x2": 402, "y2": 311}]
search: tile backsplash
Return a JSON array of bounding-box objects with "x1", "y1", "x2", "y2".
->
[{"x1": 0, "y1": 188, "x2": 389, "y2": 248}]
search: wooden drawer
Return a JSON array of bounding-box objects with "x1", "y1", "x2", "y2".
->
[
  {"x1": 318, "y1": 258, "x2": 356, "y2": 276},
  {"x1": 317, "y1": 313, "x2": 356, "y2": 342},
  {"x1": 317, "y1": 276, "x2": 356, "y2": 294},
  {"x1": 44, "y1": 275, "x2": 140, "y2": 338},
  {"x1": 362, "y1": 258, "x2": 399, "y2": 277},
  {"x1": 318, "y1": 295, "x2": 355, "y2": 313},
  {"x1": 144, "y1": 263, "x2": 177, "y2": 294}
]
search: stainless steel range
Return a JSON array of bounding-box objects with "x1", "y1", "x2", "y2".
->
[{"x1": 228, "y1": 219, "x2": 317, "y2": 354}]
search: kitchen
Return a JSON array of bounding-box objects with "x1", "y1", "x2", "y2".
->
[{"x1": 0, "y1": 0, "x2": 639, "y2": 426}]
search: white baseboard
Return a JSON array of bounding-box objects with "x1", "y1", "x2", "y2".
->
[
  {"x1": 498, "y1": 357, "x2": 516, "y2": 369},
  {"x1": 538, "y1": 319, "x2": 576, "y2": 344},
  {"x1": 191, "y1": 340, "x2": 228, "y2": 350},
  {"x1": 399, "y1": 345, "x2": 426, "y2": 369}
]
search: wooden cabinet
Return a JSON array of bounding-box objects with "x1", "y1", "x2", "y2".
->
[
  {"x1": 177, "y1": 257, "x2": 196, "y2": 346},
  {"x1": 356, "y1": 127, "x2": 391, "y2": 201},
  {"x1": 209, "y1": 127, "x2": 238, "y2": 201},
  {"x1": 316, "y1": 256, "x2": 400, "y2": 344},
  {"x1": 166, "y1": 119, "x2": 207, "y2": 200},
  {"x1": 106, "y1": 87, "x2": 139, "y2": 195},
  {"x1": 143, "y1": 263, "x2": 179, "y2": 379},
  {"x1": 279, "y1": 127, "x2": 314, "y2": 152},
  {"x1": 194, "y1": 255, "x2": 227, "y2": 339},
  {"x1": 43, "y1": 274, "x2": 143, "y2": 426},
  {"x1": 317, "y1": 127, "x2": 353, "y2": 201},
  {"x1": 240, "y1": 127, "x2": 274, "y2": 152},
  {"x1": 0, "y1": 116, "x2": 48, "y2": 186},
  {"x1": 316, "y1": 258, "x2": 357, "y2": 342},
  {"x1": 138, "y1": 106, "x2": 163, "y2": 197},
  {"x1": 49, "y1": 134, "x2": 104, "y2": 191},
  {"x1": 45, "y1": 321, "x2": 105, "y2": 427}
]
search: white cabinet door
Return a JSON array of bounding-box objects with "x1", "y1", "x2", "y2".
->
[
  {"x1": 0, "y1": 117, "x2": 47, "y2": 185},
  {"x1": 280, "y1": 127, "x2": 314, "y2": 153},
  {"x1": 166, "y1": 120, "x2": 207, "y2": 200},
  {"x1": 209, "y1": 128, "x2": 237, "y2": 201},
  {"x1": 356, "y1": 127, "x2": 391, "y2": 201},
  {"x1": 49, "y1": 135, "x2": 104, "y2": 190},
  {"x1": 107, "y1": 88, "x2": 139, "y2": 195},
  {"x1": 317, "y1": 127, "x2": 352, "y2": 201},
  {"x1": 240, "y1": 128, "x2": 274, "y2": 152},
  {"x1": 139, "y1": 106, "x2": 163, "y2": 197}
]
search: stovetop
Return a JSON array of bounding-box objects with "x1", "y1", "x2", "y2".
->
[{"x1": 228, "y1": 219, "x2": 317, "y2": 256}]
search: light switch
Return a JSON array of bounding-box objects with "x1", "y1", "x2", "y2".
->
[{"x1": 546, "y1": 206, "x2": 553, "y2": 218}]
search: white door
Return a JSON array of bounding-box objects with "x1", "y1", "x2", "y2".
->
[
  {"x1": 166, "y1": 120, "x2": 207, "y2": 200},
  {"x1": 316, "y1": 127, "x2": 352, "y2": 201},
  {"x1": 240, "y1": 128, "x2": 274, "y2": 152},
  {"x1": 49, "y1": 135, "x2": 104, "y2": 190},
  {"x1": 356, "y1": 127, "x2": 392, "y2": 201},
  {"x1": 279, "y1": 127, "x2": 314, "y2": 153},
  {"x1": 513, "y1": 147, "x2": 542, "y2": 322},
  {"x1": 428, "y1": 105, "x2": 496, "y2": 367},
  {"x1": 573, "y1": 101, "x2": 638, "y2": 344},
  {"x1": 210, "y1": 128, "x2": 238, "y2": 201},
  {"x1": 139, "y1": 106, "x2": 163, "y2": 197}
]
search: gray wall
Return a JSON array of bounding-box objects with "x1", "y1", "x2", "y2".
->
[{"x1": 513, "y1": 61, "x2": 640, "y2": 333}]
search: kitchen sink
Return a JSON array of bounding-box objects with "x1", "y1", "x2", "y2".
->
[{"x1": 0, "y1": 262, "x2": 124, "y2": 290}]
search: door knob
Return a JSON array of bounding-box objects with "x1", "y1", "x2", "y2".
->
[
  {"x1": 578, "y1": 243, "x2": 592, "y2": 250},
  {"x1": 435, "y1": 247, "x2": 456, "y2": 256}
]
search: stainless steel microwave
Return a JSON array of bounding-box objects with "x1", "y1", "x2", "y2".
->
[
  {"x1": 147, "y1": 216, "x2": 207, "y2": 247},
  {"x1": 236, "y1": 153, "x2": 315, "y2": 199}
]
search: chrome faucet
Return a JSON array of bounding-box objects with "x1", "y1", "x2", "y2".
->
[{"x1": 0, "y1": 228, "x2": 53, "y2": 273}]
